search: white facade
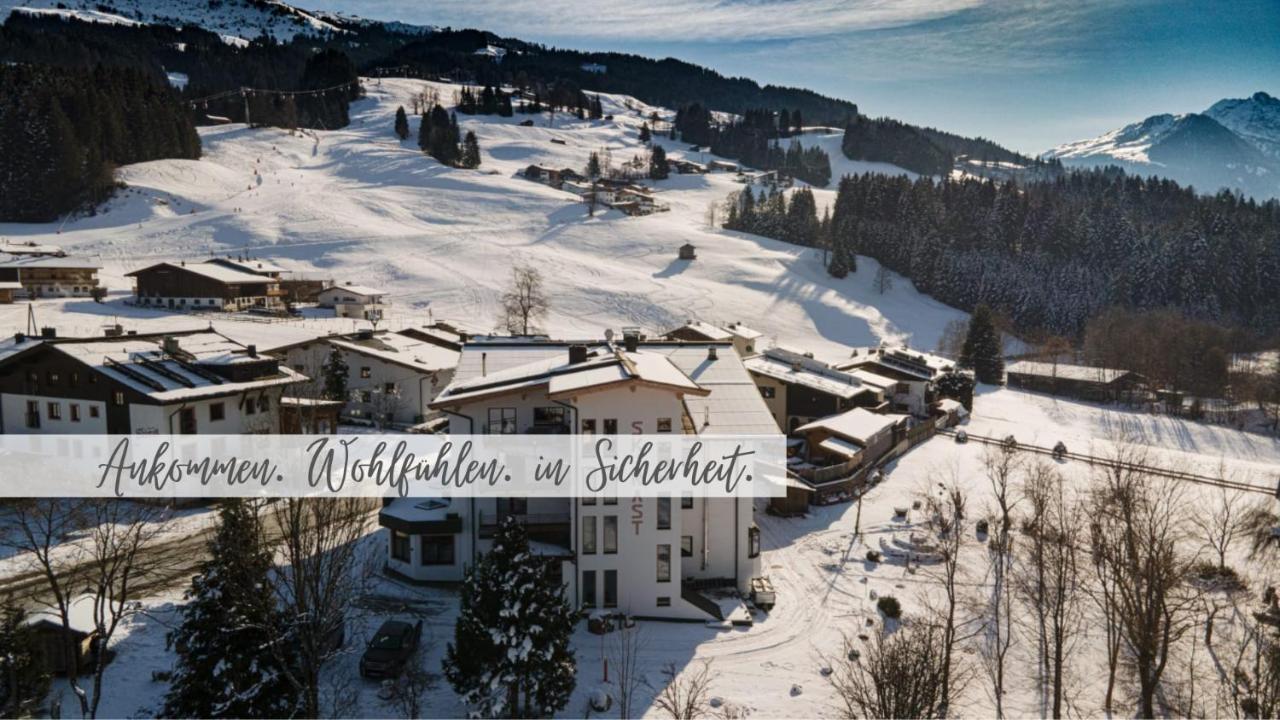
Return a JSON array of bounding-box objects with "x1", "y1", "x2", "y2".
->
[{"x1": 317, "y1": 285, "x2": 387, "y2": 321}]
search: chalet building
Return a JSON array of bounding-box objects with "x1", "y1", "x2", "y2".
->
[
  {"x1": 664, "y1": 320, "x2": 763, "y2": 358},
  {"x1": 668, "y1": 159, "x2": 707, "y2": 175},
  {"x1": 396, "y1": 320, "x2": 476, "y2": 351},
  {"x1": 274, "y1": 329, "x2": 459, "y2": 427},
  {"x1": 1005, "y1": 360, "x2": 1144, "y2": 402},
  {"x1": 381, "y1": 332, "x2": 777, "y2": 621},
  {"x1": 280, "y1": 397, "x2": 343, "y2": 434},
  {"x1": 0, "y1": 256, "x2": 102, "y2": 299},
  {"x1": 126, "y1": 261, "x2": 285, "y2": 312},
  {"x1": 0, "y1": 241, "x2": 65, "y2": 258},
  {"x1": 678, "y1": 243, "x2": 697, "y2": 261},
  {"x1": 524, "y1": 165, "x2": 584, "y2": 189},
  {"x1": 836, "y1": 347, "x2": 955, "y2": 417},
  {"x1": 316, "y1": 284, "x2": 388, "y2": 321},
  {"x1": 0, "y1": 329, "x2": 303, "y2": 434},
  {"x1": 791, "y1": 409, "x2": 909, "y2": 504},
  {"x1": 665, "y1": 320, "x2": 733, "y2": 344},
  {"x1": 744, "y1": 348, "x2": 884, "y2": 433},
  {"x1": 708, "y1": 160, "x2": 739, "y2": 173}
]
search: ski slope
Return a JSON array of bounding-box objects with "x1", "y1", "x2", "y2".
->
[{"x1": 0, "y1": 77, "x2": 965, "y2": 359}]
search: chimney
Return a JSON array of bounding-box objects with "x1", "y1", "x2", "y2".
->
[
  {"x1": 247, "y1": 344, "x2": 258, "y2": 358},
  {"x1": 707, "y1": 347, "x2": 718, "y2": 361},
  {"x1": 13, "y1": 332, "x2": 24, "y2": 344},
  {"x1": 568, "y1": 345, "x2": 588, "y2": 364},
  {"x1": 40, "y1": 327, "x2": 56, "y2": 339},
  {"x1": 481, "y1": 352, "x2": 487, "y2": 376},
  {"x1": 623, "y1": 334, "x2": 638, "y2": 353},
  {"x1": 162, "y1": 336, "x2": 180, "y2": 355}
]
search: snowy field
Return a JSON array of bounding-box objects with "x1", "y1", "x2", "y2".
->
[{"x1": 3, "y1": 77, "x2": 1279, "y2": 718}]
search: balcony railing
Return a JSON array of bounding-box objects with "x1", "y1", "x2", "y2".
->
[{"x1": 478, "y1": 512, "x2": 572, "y2": 529}]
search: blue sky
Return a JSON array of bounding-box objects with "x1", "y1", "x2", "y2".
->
[{"x1": 308, "y1": 0, "x2": 1280, "y2": 154}]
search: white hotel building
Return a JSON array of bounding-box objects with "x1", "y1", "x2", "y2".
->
[{"x1": 379, "y1": 332, "x2": 780, "y2": 621}]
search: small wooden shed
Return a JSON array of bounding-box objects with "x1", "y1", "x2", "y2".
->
[{"x1": 679, "y1": 243, "x2": 697, "y2": 260}]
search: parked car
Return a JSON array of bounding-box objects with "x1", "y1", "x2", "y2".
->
[{"x1": 359, "y1": 619, "x2": 423, "y2": 679}]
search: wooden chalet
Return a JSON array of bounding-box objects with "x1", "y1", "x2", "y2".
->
[{"x1": 126, "y1": 261, "x2": 285, "y2": 312}]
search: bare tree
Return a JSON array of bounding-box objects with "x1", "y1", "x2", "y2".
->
[
  {"x1": 0, "y1": 499, "x2": 171, "y2": 719},
  {"x1": 980, "y1": 444, "x2": 1020, "y2": 718},
  {"x1": 919, "y1": 477, "x2": 970, "y2": 713},
  {"x1": 500, "y1": 264, "x2": 549, "y2": 336},
  {"x1": 388, "y1": 645, "x2": 438, "y2": 720},
  {"x1": 936, "y1": 318, "x2": 968, "y2": 358},
  {"x1": 608, "y1": 621, "x2": 648, "y2": 720},
  {"x1": 874, "y1": 265, "x2": 893, "y2": 295},
  {"x1": 654, "y1": 660, "x2": 715, "y2": 720},
  {"x1": 1089, "y1": 445, "x2": 1196, "y2": 718},
  {"x1": 265, "y1": 498, "x2": 378, "y2": 719},
  {"x1": 829, "y1": 624, "x2": 950, "y2": 719},
  {"x1": 1192, "y1": 480, "x2": 1246, "y2": 571},
  {"x1": 1221, "y1": 610, "x2": 1280, "y2": 719},
  {"x1": 704, "y1": 200, "x2": 717, "y2": 230}
]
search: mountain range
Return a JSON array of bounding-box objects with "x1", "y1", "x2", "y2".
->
[{"x1": 1045, "y1": 92, "x2": 1280, "y2": 200}]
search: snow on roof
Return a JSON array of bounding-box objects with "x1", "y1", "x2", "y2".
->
[
  {"x1": 724, "y1": 322, "x2": 764, "y2": 340},
  {"x1": 329, "y1": 331, "x2": 459, "y2": 373},
  {"x1": 50, "y1": 331, "x2": 303, "y2": 402},
  {"x1": 818, "y1": 436, "x2": 862, "y2": 458},
  {"x1": 796, "y1": 408, "x2": 906, "y2": 444},
  {"x1": 670, "y1": 320, "x2": 733, "y2": 341},
  {"x1": 1005, "y1": 360, "x2": 1132, "y2": 384},
  {"x1": 322, "y1": 284, "x2": 388, "y2": 298},
  {"x1": 381, "y1": 497, "x2": 453, "y2": 523},
  {"x1": 841, "y1": 347, "x2": 953, "y2": 380},
  {"x1": 0, "y1": 281, "x2": 23, "y2": 290},
  {"x1": 0, "y1": 241, "x2": 64, "y2": 256},
  {"x1": 24, "y1": 594, "x2": 100, "y2": 635},
  {"x1": 206, "y1": 257, "x2": 288, "y2": 275},
  {"x1": 126, "y1": 262, "x2": 272, "y2": 284},
  {"x1": 744, "y1": 349, "x2": 869, "y2": 400},
  {"x1": 937, "y1": 398, "x2": 969, "y2": 416},
  {"x1": 0, "y1": 255, "x2": 100, "y2": 270}
]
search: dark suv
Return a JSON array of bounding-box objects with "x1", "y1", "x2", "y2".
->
[{"x1": 359, "y1": 619, "x2": 423, "y2": 678}]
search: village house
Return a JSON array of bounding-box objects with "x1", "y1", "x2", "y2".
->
[
  {"x1": 790, "y1": 408, "x2": 910, "y2": 504},
  {"x1": 0, "y1": 329, "x2": 303, "y2": 434},
  {"x1": 380, "y1": 331, "x2": 777, "y2": 622},
  {"x1": 0, "y1": 256, "x2": 102, "y2": 299},
  {"x1": 274, "y1": 328, "x2": 459, "y2": 427},
  {"x1": 316, "y1": 284, "x2": 388, "y2": 321},
  {"x1": 524, "y1": 165, "x2": 584, "y2": 190},
  {"x1": 126, "y1": 261, "x2": 286, "y2": 312},
  {"x1": 708, "y1": 160, "x2": 739, "y2": 173},
  {"x1": 0, "y1": 240, "x2": 66, "y2": 258},
  {"x1": 668, "y1": 159, "x2": 707, "y2": 175},
  {"x1": 1005, "y1": 360, "x2": 1144, "y2": 403},
  {"x1": 836, "y1": 347, "x2": 956, "y2": 417},
  {"x1": 744, "y1": 347, "x2": 885, "y2": 432},
  {"x1": 664, "y1": 320, "x2": 763, "y2": 358}
]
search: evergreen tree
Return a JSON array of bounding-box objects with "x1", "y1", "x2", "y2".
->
[
  {"x1": 0, "y1": 606, "x2": 49, "y2": 717},
  {"x1": 394, "y1": 105, "x2": 409, "y2": 140},
  {"x1": 417, "y1": 112, "x2": 431, "y2": 153},
  {"x1": 461, "y1": 130, "x2": 482, "y2": 169},
  {"x1": 935, "y1": 370, "x2": 976, "y2": 411},
  {"x1": 828, "y1": 241, "x2": 852, "y2": 278},
  {"x1": 585, "y1": 151, "x2": 601, "y2": 179},
  {"x1": 649, "y1": 144, "x2": 668, "y2": 179},
  {"x1": 638, "y1": 122, "x2": 651, "y2": 143},
  {"x1": 162, "y1": 501, "x2": 297, "y2": 719},
  {"x1": 444, "y1": 519, "x2": 576, "y2": 718},
  {"x1": 959, "y1": 304, "x2": 1005, "y2": 384},
  {"x1": 322, "y1": 346, "x2": 349, "y2": 402}
]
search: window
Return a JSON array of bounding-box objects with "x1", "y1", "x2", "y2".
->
[
  {"x1": 681, "y1": 494, "x2": 694, "y2": 509},
  {"x1": 487, "y1": 408, "x2": 517, "y2": 434},
  {"x1": 384, "y1": 382, "x2": 396, "y2": 394},
  {"x1": 896, "y1": 382, "x2": 911, "y2": 394},
  {"x1": 360, "y1": 367, "x2": 372, "y2": 379},
  {"x1": 421, "y1": 535, "x2": 454, "y2": 565},
  {"x1": 293, "y1": 363, "x2": 305, "y2": 372},
  {"x1": 759, "y1": 386, "x2": 776, "y2": 399},
  {"x1": 70, "y1": 404, "x2": 80, "y2": 423},
  {"x1": 390, "y1": 531, "x2": 410, "y2": 562},
  {"x1": 209, "y1": 402, "x2": 225, "y2": 422},
  {"x1": 656, "y1": 417, "x2": 672, "y2": 433},
  {"x1": 603, "y1": 418, "x2": 618, "y2": 434},
  {"x1": 603, "y1": 516, "x2": 618, "y2": 554},
  {"x1": 582, "y1": 570, "x2": 597, "y2": 608},
  {"x1": 533, "y1": 407, "x2": 566, "y2": 427},
  {"x1": 582, "y1": 495, "x2": 596, "y2": 506},
  {"x1": 603, "y1": 493, "x2": 617, "y2": 506},
  {"x1": 179, "y1": 407, "x2": 197, "y2": 434},
  {"x1": 46, "y1": 371, "x2": 58, "y2": 384},
  {"x1": 656, "y1": 544, "x2": 671, "y2": 582},
  {"x1": 258, "y1": 396, "x2": 269, "y2": 412},
  {"x1": 360, "y1": 391, "x2": 372, "y2": 403},
  {"x1": 582, "y1": 516, "x2": 597, "y2": 554},
  {"x1": 603, "y1": 570, "x2": 618, "y2": 608},
  {"x1": 748, "y1": 526, "x2": 761, "y2": 559},
  {"x1": 581, "y1": 419, "x2": 596, "y2": 434},
  {"x1": 47, "y1": 402, "x2": 61, "y2": 420},
  {"x1": 657, "y1": 498, "x2": 671, "y2": 530},
  {"x1": 681, "y1": 535, "x2": 693, "y2": 557},
  {"x1": 70, "y1": 372, "x2": 79, "y2": 386},
  {"x1": 25, "y1": 400, "x2": 39, "y2": 429},
  {"x1": 245, "y1": 399, "x2": 256, "y2": 416},
  {"x1": 89, "y1": 406, "x2": 100, "y2": 419},
  {"x1": 656, "y1": 596, "x2": 671, "y2": 607}
]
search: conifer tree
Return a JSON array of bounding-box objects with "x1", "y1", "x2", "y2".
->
[
  {"x1": 0, "y1": 606, "x2": 49, "y2": 717},
  {"x1": 417, "y1": 112, "x2": 431, "y2": 153},
  {"x1": 162, "y1": 501, "x2": 297, "y2": 718},
  {"x1": 322, "y1": 346, "x2": 349, "y2": 401},
  {"x1": 649, "y1": 145, "x2": 669, "y2": 179},
  {"x1": 394, "y1": 106, "x2": 410, "y2": 140},
  {"x1": 828, "y1": 240, "x2": 852, "y2": 278},
  {"x1": 461, "y1": 131, "x2": 482, "y2": 169},
  {"x1": 444, "y1": 519, "x2": 576, "y2": 718},
  {"x1": 959, "y1": 304, "x2": 1005, "y2": 384},
  {"x1": 935, "y1": 370, "x2": 976, "y2": 411},
  {"x1": 639, "y1": 122, "x2": 651, "y2": 143},
  {"x1": 586, "y1": 151, "x2": 602, "y2": 179}
]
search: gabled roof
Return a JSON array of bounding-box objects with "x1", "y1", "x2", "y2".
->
[
  {"x1": 668, "y1": 320, "x2": 733, "y2": 341},
  {"x1": 839, "y1": 347, "x2": 954, "y2": 380},
  {"x1": 125, "y1": 262, "x2": 273, "y2": 285},
  {"x1": 322, "y1": 284, "x2": 388, "y2": 298},
  {"x1": 744, "y1": 348, "x2": 873, "y2": 400},
  {"x1": 0, "y1": 255, "x2": 100, "y2": 270},
  {"x1": 328, "y1": 331, "x2": 459, "y2": 373},
  {"x1": 206, "y1": 257, "x2": 288, "y2": 275},
  {"x1": 1005, "y1": 360, "x2": 1133, "y2": 384},
  {"x1": 796, "y1": 408, "x2": 907, "y2": 444}
]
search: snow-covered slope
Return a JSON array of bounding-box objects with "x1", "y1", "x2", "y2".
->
[
  {"x1": 1206, "y1": 91, "x2": 1280, "y2": 160},
  {"x1": 0, "y1": 78, "x2": 967, "y2": 359},
  {"x1": 0, "y1": 0, "x2": 347, "y2": 44},
  {"x1": 1045, "y1": 94, "x2": 1280, "y2": 199}
]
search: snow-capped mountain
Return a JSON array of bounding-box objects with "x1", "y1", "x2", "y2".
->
[
  {"x1": 1045, "y1": 93, "x2": 1280, "y2": 200},
  {"x1": 0, "y1": 0, "x2": 430, "y2": 45}
]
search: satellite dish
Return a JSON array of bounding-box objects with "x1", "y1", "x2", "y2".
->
[{"x1": 604, "y1": 328, "x2": 615, "y2": 343}]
